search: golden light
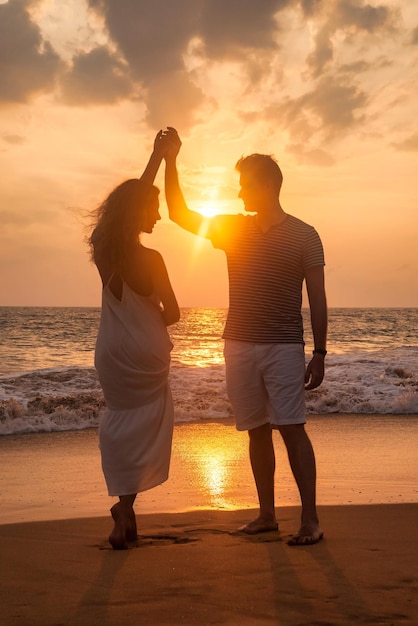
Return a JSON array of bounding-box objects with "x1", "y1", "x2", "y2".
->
[
  {"x1": 175, "y1": 423, "x2": 249, "y2": 510},
  {"x1": 194, "y1": 188, "x2": 223, "y2": 218},
  {"x1": 195, "y1": 203, "x2": 220, "y2": 218}
]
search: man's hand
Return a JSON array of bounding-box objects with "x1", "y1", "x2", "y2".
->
[
  {"x1": 305, "y1": 354, "x2": 325, "y2": 390},
  {"x1": 163, "y1": 127, "x2": 182, "y2": 159},
  {"x1": 153, "y1": 127, "x2": 181, "y2": 160}
]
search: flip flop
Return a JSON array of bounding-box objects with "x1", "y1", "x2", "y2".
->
[
  {"x1": 287, "y1": 530, "x2": 324, "y2": 546},
  {"x1": 234, "y1": 521, "x2": 279, "y2": 535}
]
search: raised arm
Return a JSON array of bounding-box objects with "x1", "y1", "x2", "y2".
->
[
  {"x1": 138, "y1": 130, "x2": 166, "y2": 186},
  {"x1": 304, "y1": 265, "x2": 328, "y2": 390},
  {"x1": 163, "y1": 128, "x2": 208, "y2": 235}
]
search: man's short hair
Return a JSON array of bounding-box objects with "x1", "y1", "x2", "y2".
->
[{"x1": 235, "y1": 154, "x2": 283, "y2": 193}]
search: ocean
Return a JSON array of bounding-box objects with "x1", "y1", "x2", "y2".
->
[{"x1": 0, "y1": 307, "x2": 417, "y2": 436}]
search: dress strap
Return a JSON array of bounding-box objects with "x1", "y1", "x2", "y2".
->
[
  {"x1": 105, "y1": 272, "x2": 115, "y2": 287},
  {"x1": 105, "y1": 272, "x2": 124, "y2": 301}
]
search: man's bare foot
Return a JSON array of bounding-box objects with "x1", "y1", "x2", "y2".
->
[
  {"x1": 234, "y1": 516, "x2": 279, "y2": 535},
  {"x1": 287, "y1": 525, "x2": 323, "y2": 546},
  {"x1": 109, "y1": 503, "x2": 134, "y2": 549}
]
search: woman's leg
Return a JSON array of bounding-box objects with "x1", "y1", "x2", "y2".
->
[{"x1": 109, "y1": 493, "x2": 137, "y2": 549}]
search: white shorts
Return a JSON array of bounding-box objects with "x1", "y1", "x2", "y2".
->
[{"x1": 224, "y1": 340, "x2": 306, "y2": 431}]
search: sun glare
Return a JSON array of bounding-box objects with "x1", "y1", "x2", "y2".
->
[
  {"x1": 194, "y1": 188, "x2": 224, "y2": 217},
  {"x1": 195, "y1": 202, "x2": 221, "y2": 218}
]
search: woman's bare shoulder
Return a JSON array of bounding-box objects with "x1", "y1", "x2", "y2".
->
[{"x1": 139, "y1": 245, "x2": 164, "y2": 266}]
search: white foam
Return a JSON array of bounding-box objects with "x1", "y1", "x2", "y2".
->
[{"x1": 0, "y1": 346, "x2": 417, "y2": 436}]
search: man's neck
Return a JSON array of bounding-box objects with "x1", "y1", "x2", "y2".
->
[{"x1": 255, "y1": 202, "x2": 287, "y2": 233}]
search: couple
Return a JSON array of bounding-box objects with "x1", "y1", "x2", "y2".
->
[{"x1": 89, "y1": 128, "x2": 327, "y2": 550}]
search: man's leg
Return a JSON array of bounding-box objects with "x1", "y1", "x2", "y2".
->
[
  {"x1": 278, "y1": 423, "x2": 323, "y2": 545},
  {"x1": 238, "y1": 423, "x2": 278, "y2": 534}
]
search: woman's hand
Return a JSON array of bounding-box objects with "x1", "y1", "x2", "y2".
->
[
  {"x1": 153, "y1": 129, "x2": 167, "y2": 156},
  {"x1": 162, "y1": 127, "x2": 182, "y2": 160},
  {"x1": 153, "y1": 127, "x2": 181, "y2": 160}
]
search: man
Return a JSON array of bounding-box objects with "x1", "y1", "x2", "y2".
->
[{"x1": 162, "y1": 127, "x2": 327, "y2": 545}]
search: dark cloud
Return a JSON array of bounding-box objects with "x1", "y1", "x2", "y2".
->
[
  {"x1": 307, "y1": 0, "x2": 396, "y2": 76},
  {"x1": 0, "y1": 206, "x2": 56, "y2": 228},
  {"x1": 285, "y1": 142, "x2": 335, "y2": 166},
  {"x1": 59, "y1": 46, "x2": 133, "y2": 105},
  {"x1": 338, "y1": 60, "x2": 371, "y2": 74},
  {"x1": 197, "y1": 0, "x2": 288, "y2": 59},
  {"x1": 410, "y1": 26, "x2": 418, "y2": 45},
  {"x1": 89, "y1": 0, "x2": 288, "y2": 72},
  {"x1": 307, "y1": 25, "x2": 334, "y2": 77},
  {"x1": 0, "y1": 0, "x2": 407, "y2": 139},
  {"x1": 263, "y1": 74, "x2": 368, "y2": 145},
  {"x1": 87, "y1": 0, "x2": 289, "y2": 126},
  {"x1": 338, "y1": 1, "x2": 391, "y2": 32},
  {"x1": 392, "y1": 133, "x2": 418, "y2": 152},
  {"x1": 88, "y1": 0, "x2": 201, "y2": 81},
  {"x1": 145, "y1": 71, "x2": 210, "y2": 129},
  {"x1": 300, "y1": 0, "x2": 322, "y2": 18},
  {"x1": 87, "y1": 0, "x2": 207, "y2": 125},
  {"x1": 2, "y1": 134, "x2": 26, "y2": 145},
  {"x1": 300, "y1": 75, "x2": 368, "y2": 130},
  {"x1": 0, "y1": 0, "x2": 62, "y2": 104}
]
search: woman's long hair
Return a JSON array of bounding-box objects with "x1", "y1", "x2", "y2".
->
[{"x1": 88, "y1": 179, "x2": 159, "y2": 272}]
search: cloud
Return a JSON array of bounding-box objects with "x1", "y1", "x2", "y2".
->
[
  {"x1": 197, "y1": 0, "x2": 287, "y2": 59},
  {"x1": 86, "y1": 0, "x2": 207, "y2": 125},
  {"x1": 86, "y1": 0, "x2": 290, "y2": 127},
  {"x1": 392, "y1": 132, "x2": 418, "y2": 152},
  {"x1": 1, "y1": 134, "x2": 26, "y2": 145},
  {"x1": 304, "y1": 75, "x2": 368, "y2": 129},
  {"x1": 59, "y1": 46, "x2": 133, "y2": 105},
  {"x1": 338, "y1": 60, "x2": 371, "y2": 75},
  {"x1": 0, "y1": 0, "x2": 412, "y2": 148},
  {"x1": 0, "y1": 206, "x2": 57, "y2": 229},
  {"x1": 0, "y1": 0, "x2": 62, "y2": 104},
  {"x1": 88, "y1": 0, "x2": 201, "y2": 80},
  {"x1": 285, "y1": 143, "x2": 335, "y2": 166},
  {"x1": 144, "y1": 71, "x2": 209, "y2": 129},
  {"x1": 265, "y1": 74, "x2": 368, "y2": 144},
  {"x1": 410, "y1": 26, "x2": 418, "y2": 45},
  {"x1": 300, "y1": 0, "x2": 322, "y2": 18},
  {"x1": 306, "y1": 0, "x2": 396, "y2": 77},
  {"x1": 337, "y1": 0, "x2": 392, "y2": 32}
]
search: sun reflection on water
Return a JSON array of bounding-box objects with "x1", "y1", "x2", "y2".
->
[
  {"x1": 174, "y1": 422, "x2": 250, "y2": 510},
  {"x1": 170, "y1": 308, "x2": 227, "y2": 367}
]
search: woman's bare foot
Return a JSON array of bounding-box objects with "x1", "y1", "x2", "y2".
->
[
  {"x1": 109, "y1": 502, "x2": 133, "y2": 549},
  {"x1": 126, "y1": 509, "x2": 137, "y2": 542}
]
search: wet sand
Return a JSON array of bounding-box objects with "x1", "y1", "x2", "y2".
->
[
  {"x1": 0, "y1": 504, "x2": 417, "y2": 625},
  {"x1": 0, "y1": 417, "x2": 417, "y2": 624},
  {"x1": 1, "y1": 416, "x2": 417, "y2": 524}
]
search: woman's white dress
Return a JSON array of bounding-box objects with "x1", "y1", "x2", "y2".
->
[{"x1": 95, "y1": 280, "x2": 174, "y2": 496}]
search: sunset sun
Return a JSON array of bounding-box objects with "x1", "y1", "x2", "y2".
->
[{"x1": 194, "y1": 188, "x2": 224, "y2": 218}]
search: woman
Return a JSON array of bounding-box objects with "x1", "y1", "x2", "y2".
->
[{"x1": 89, "y1": 132, "x2": 179, "y2": 549}]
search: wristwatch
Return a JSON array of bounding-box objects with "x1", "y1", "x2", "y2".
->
[{"x1": 312, "y1": 348, "x2": 327, "y2": 356}]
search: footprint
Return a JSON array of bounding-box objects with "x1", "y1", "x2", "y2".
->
[{"x1": 136, "y1": 533, "x2": 200, "y2": 546}]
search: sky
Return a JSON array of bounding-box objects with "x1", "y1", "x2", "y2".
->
[{"x1": 1, "y1": 0, "x2": 417, "y2": 308}]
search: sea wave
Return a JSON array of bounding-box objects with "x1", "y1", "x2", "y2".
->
[{"x1": 0, "y1": 347, "x2": 417, "y2": 435}]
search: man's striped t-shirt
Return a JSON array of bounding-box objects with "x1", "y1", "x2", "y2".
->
[{"x1": 208, "y1": 213, "x2": 325, "y2": 344}]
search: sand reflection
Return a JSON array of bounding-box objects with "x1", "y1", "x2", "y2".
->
[{"x1": 173, "y1": 422, "x2": 251, "y2": 510}]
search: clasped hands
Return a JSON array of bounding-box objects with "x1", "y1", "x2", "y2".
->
[{"x1": 154, "y1": 127, "x2": 182, "y2": 159}]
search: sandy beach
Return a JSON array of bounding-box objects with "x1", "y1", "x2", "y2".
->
[{"x1": 1, "y1": 417, "x2": 417, "y2": 625}]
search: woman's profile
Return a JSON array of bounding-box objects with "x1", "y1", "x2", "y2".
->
[{"x1": 89, "y1": 132, "x2": 179, "y2": 549}]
